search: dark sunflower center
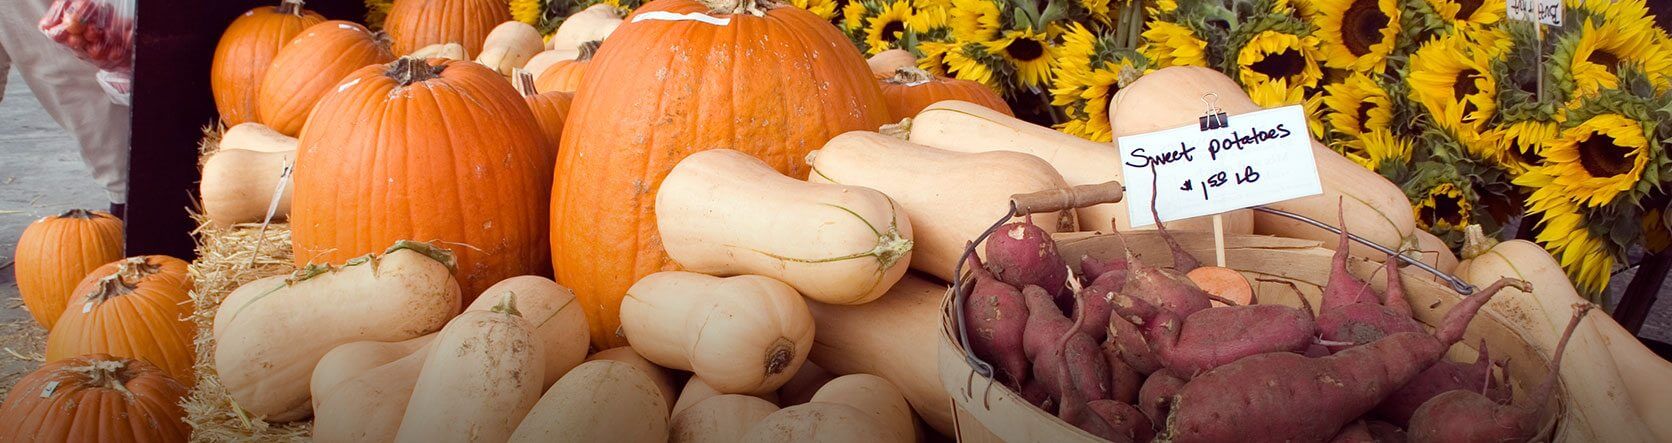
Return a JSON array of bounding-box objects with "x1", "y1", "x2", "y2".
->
[
  {"x1": 1454, "y1": 68, "x2": 1481, "y2": 118},
  {"x1": 1456, "y1": 0, "x2": 1483, "y2": 19},
  {"x1": 1420, "y1": 192, "x2": 1465, "y2": 227},
  {"x1": 1577, "y1": 132, "x2": 1637, "y2": 178},
  {"x1": 1251, "y1": 48, "x2": 1306, "y2": 81},
  {"x1": 881, "y1": 20, "x2": 905, "y2": 43},
  {"x1": 1356, "y1": 102, "x2": 1376, "y2": 133},
  {"x1": 1342, "y1": 0, "x2": 1390, "y2": 57},
  {"x1": 1588, "y1": 50, "x2": 1621, "y2": 75},
  {"x1": 1508, "y1": 138, "x2": 1546, "y2": 166},
  {"x1": 1006, "y1": 38, "x2": 1045, "y2": 62}
]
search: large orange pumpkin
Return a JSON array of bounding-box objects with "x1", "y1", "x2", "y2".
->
[
  {"x1": 292, "y1": 58, "x2": 553, "y2": 301},
  {"x1": 0, "y1": 354, "x2": 190, "y2": 442},
  {"x1": 878, "y1": 67, "x2": 1012, "y2": 122},
  {"x1": 533, "y1": 40, "x2": 598, "y2": 93},
  {"x1": 14, "y1": 209, "x2": 123, "y2": 330},
  {"x1": 551, "y1": 0, "x2": 889, "y2": 348},
  {"x1": 515, "y1": 68, "x2": 573, "y2": 150},
  {"x1": 384, "y1": 0, "x2": 512, "y2": 56},
  {"x1": 255, "y1": 20, "x2": 394, "y2": 136},
  {"x1": 210, "y1": 0, "x2": 325, "y2": 126},
  {"x1": 45, "y1": 256, "x2": 195, "y2": 386}
]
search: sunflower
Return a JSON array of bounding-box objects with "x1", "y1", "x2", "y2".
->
[
  {"x1": 916, "y1": 40, "x2": 955, "y2": 76},
  {"x1": 1536, "y1": 113, "x2": 1653, "y2": 208},
  {"x1": 1645, "y1": 208, "x2": 1672, "y2": 252},
  {"x1": 842, "y1": 1, "x2": 871, "y2": 36},
  {"x1": 949, "y1": 0, "x2": 1004, "y2": 43},
  {"x1": 1551, "y1": 17, "x2": 1672, "y2": 103},
  {"x1": 1052, "y1": 24, "x2": 1145, "y2": 142},
  {"x1": 1345, "y1": 129, "x2": 1414, "y2": 172},
  {"x1": 1424, "y1": 0, "x2": 1503, "y2": 30},
  {"x1": 1322, "y1": 73, "x2": 1394, "y2": 141},
  {"x1": 1521, "y1": 181, "x2": 1617, "y2": 295},
  {"x1": 907, "y1": 0, "x2": 950, "y2": 33},
  {"x1": 1140, "y1": 21, "x2": 1209, "y2": 68},
  {"x1": 859, "y1": 0, "x2": 915, "y2": 55},
  {"x1": 1314, "y1": 0, "x2": 1401, "y2": 73},
  {"x1": 788, "y1": 0, "x2": 840, "y2": 20},
  {"x1": 1413, "y1": 182, "x2": 1472, "y2": 233},
  {"x1": 1408, "y1": 34, "x2": 1498, "y2": 149},
  {"x1": 1236, "y1": 30, "x2": 1324, "y2": 92},
  {"x1": 944, "y1": 42, "x2": 1000, "y2": 89},
  {"x1": 986, "y1": 28, "x2": 1058, "y2": 89},
  {"x1": 1247, "y1": 78, "x2": 1329, "y2": 138},
  {"x1": 511, "y1": 0, "x2": 542, "y2": 25},
  {"x1": 1498, "y1": 120, "x2": 1557, "y2": 175}
]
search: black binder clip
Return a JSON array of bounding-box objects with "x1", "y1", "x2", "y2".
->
[{"x1": 1198, "y1": 92, "x2": 1228, "y2": 131}]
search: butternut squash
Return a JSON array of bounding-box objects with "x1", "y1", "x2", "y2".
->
[
  {"x1": 408, "y1": 42, "x2": 468, "y2": 60},
  {"x1": 479, "y1": 276, "x2": 590, "y2": 385},
  {"x1": 1409, "y1": 230, "x2": 1459, "y2": 279},
  {"x1": 811, "y1": 374, "x2": 917, "y2": 443},
  {"x1": 621, "y1": 272, "x2": 815, "y2": 395},
  {"x1": 867, "y1": 49, "x2": 918, "y2": 78},
  {"x1": 673, "y1": 376, "x2": 779, "y2": 417},
  {"x1": 523, "y1": 49, "x2": 571, "y2": 79},
  {"x1": 777, "y1": 360, "x2": 834, "y2": 407},
  {"x1": 672, "y1": 395, "x2": 780, "y2": 443},
  {"x1": 476, "y1": 21, "x2": 543, "y2": 76},
  {"x1": 743, "y1": 402, "x2": 900, "y2": 443},
  {"x1": 1109, "y1": 66, "x2": 1416, "y2": 257},
  {"x1": 395, "y1": 294, "x2": 544, "y2": 443},
  {"x1": 219, "y1": 122, "x2": 298, "y2": 152},
  {"x1": 658, "y1": 149, "x2": 914, "y2": 305},
  {"x1": 200, "y1": 149, "x2": 294, "y2": 228},
  {"x1": 213, "y1": 241, "x2": 462, "y2": 422},
  {"x1": 807, "y1": 132, "x2": 1072, "y2": 281},
  {"x1": 805, "y1": 275, "x2": 951, "y2": 435},
  {"x1": 588, "y1": 346, "x2": 680, "y2": 412},
  {"x1": 909, "y1": 100, "x2": 1252, "y2": 235},
  {"x1": 547, "y1": 4, "x2": 622, "y2": 52},
  {"x1": 309, "y1": 334, "x2": 431, "y2": 411},
  {"x1": 1454, "y1": 228, "x2": 1665, "y2": 442},
  {"x1": 510, "y1": 360, "x2": 670, "y2": 443},
  {"x1": 311, "y1": 340, "x2": 432, "y2": 443}
]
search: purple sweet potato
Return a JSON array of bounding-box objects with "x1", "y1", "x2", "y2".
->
[
  {"x1": 1159, "y1": 278, "x2": 1528, "y2": 443},
  {"x1": 1138, "y1": 368, "x2": 1185, "y2": 425},
  {"x1": 1321, "y1": 204, "x2": 1380, "y2": 313},
  {"x1": 1088, "y1": 400, "x2": 1156, "y2": 443},
  {"x1": 1079, "y1": 254, "x2": 1130, "y2": 286},
  {"x1": 1105, "y1": 343, "x2": 1141, "y2": 403},
  {"x1": 1110, "y1": 292, "x2": 1316, "y2": 376},
  {"x1": 1023, "y1": 285, "x2": 1111, "y2": 405},
  {"x1": 1407, "y1": 303, "x2": 1591, "y2": 443},
  {"x1": 1073, "y1": 270, "x2": 1121, "y2": 342},
  {"x1": 1317, "y1": 254, "x2": 1425, "y2": 352},
  {"x1": 964, "y1": 254, "x2": 1030, "y2": 382},
  {"x1": 1374, "y1": 340, "x2": 1497, "y2": 426},
  {"x1": 985, "y1": 215, "x2": 1069, "y2": 301},
  {"x1": 1108, "y1": 315, "x2": 1162, "y2": 374},
  {"x1": 1020, "y1": 377, "x2": 1055, "y2": 412},
  {"x1": 1329, "y1": 421, "x2": 1375, "y2": 443}
]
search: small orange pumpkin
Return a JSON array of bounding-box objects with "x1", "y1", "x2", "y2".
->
[
  {"x1": 878, "y1": 67, "x2": 1012, "y2": 122},
  {"x1": 0, "y1": 354, "x2": 190, "y2": 442},
  {"x1": 516, "y1": 68, "x2": 573, "y2": 150},
  {"x1": 14, "y1": 209, "x2": 123, "y2": 330},
  {"x1": 45, "y1": 256, "x2": 196, "y2": 386},
  {"x1": 211, "y1": 0, "x2": 325, "y2": 125},
  {"x1": 534, "y1": 40, "x2": 598, "y2": 94},
  {"x1": 384, "y1": 0, "x2": 512, "y2": 56},
  {"x1": 256, "y1": 20, "x2": 395, "y2": 136}
]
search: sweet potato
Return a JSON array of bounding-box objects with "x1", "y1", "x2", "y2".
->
[
  {"x1": 1020, "y1": 377, "x2": 1055, "y2": 412},
  {"x1": 1088, "y1": 400, "x2": 1156, "y2": 443},
  {"x1": 1187, "y1": 267, "x2": 1252, "y2": 307},
  {"x1": 1330, "y1": 419, "x2": 1409, "y2": 443},
  {"x1": 963, "y1": 254, "x2": 1030, "y2": 382},
  {"x1": 1105, "y1": 344, "x2": 1141, "y2": 403},
  {"x1": 1374, "y1": 340, "x2": 1500, "y2": 426},
  {"x1": 1317, "y1": 254, "x2": 1424, "y2": 352},
  {"x1": 1146, "y1": 172, "x2": 1201, "y2": 272},
  {"x1": 1110, "y1": 292, "x2": 1315, "y2": 376},
  {"x1": 1107, "y1": 315, "x2": 1162, "y2": 375},
  {"x1": 1160, "y1": 278, "x2": 1527, "y2": 442},
  {"x1": 1023, "y1": 285, "x2": 1110, "y2": 407},
  {"x1": 985, "y1": 215, "x2": 1069, "y2": 301},
  {"x1": 1407, "y1": 303, "x2": 1591, "y2": 443},
  {"x1": 1079, "y1": 255, "x2": 1129, "y2": 286},
  {"x1": 1073, "y1": 270, "x2": 1120, "y2": 342},
  {"x1": 1322, "y1": 204, "x2": 1380, "y2": 313},
  {"x1": 1137, "y1": 368, "x2": 1184, "y2": 425}
]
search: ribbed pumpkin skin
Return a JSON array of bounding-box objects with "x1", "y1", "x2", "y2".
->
[
  {"x1": 292, "y1": 59, "x2": 553, "y2": 301},
  {"x1": 533, "y1": 59, "x2": 587, "y2": 93},
  {"x1": 255, "y1": 21, "x2": 394, "y2": 136},
  {"x1": 45, "y1": 256, "x2": 195, "y2": 387},
  {"x1": 211, "y1": 1, "x2": 325, "y2": 126},
  {"x1": 14, "y1": 209, "x2": 123, "y2": 330},
  {"x1": 526, "y1": 92, "x2": 572, "y2": 149},
  {"x1": 0, "y1": 355, "x2": 190, "y2": 443},
  {"x1": 551, "y1": 0, "x2": 889, "y2": 348},
  {"x1": 385, "y1": 0, "x2": 511, "y2": 56},
  {"x1": 879, "y1": 69, "x2": 1012, "y2": 122}
]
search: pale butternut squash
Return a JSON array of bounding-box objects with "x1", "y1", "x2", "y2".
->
[
  {"x1": 522, "y1": 49, "x2": 572, "y2": 79},
  {"x1": 805, "y1": 275, "x2": 950, "y2": 435},
  {"x1": 1109, "y1": 66, "x2": 1416, "y2": 257},
  {"x1": 478, "y1": 275, "x2": 590, "y2": 385},
  {"x1": 777, "y1": 360, "x2": 834, "y2": 407},
  {"x1": 213, "y1": 241, "x2": 462, "y2": 422},
  {"x1": 811, "y1": 374, "x2": 917, "y2": 443},
  {"x1": 476, "y1": 21, "x2": 544, "y2": 76},
  {"x1": 311, "y1": 340, "x2": 433, "y2": 443},
  {"x1": 510, "y1": 360, "x2": 669, "y2": 443},
  {"x1": 200, "y1": 149, "x2": 294, "y2": 228},
  {"x1": 867, "y1": 49, "x2": 917, "y2": 78},
  {"x1": 909, "y1": 100, "x2": 1252, "y2": 235},
  {"x1": 408, "y1": 42, "x2": 469, "y2": 60},
  {"x1": 546, "y1": 4, "x2": 622, "y2": 52},
  {"x1": 672, "y1": 395, "x2": 780, "y2": 443},
  {"x1": 309, "y1": 334, "x2": 431, "y2": 412},
  {"x1": 673, "y1": 376, "x2": 780, "y2": 417},
  {"x1": 743, "y1": 402, "x2": 900, "y2": 443},
  {"x1": 588, "y1": 346, "x2": 679, "y2": 412},
  {"x1": 1454, "y1": 228, "x2": 1665, "y2": 442},
  {"x1": 219, "y1": 122, "x2": 298, "y2": 152},
  {"x1": 808, "y1": 132, "x2": 1072, "y2": 281},
  {"x1": 621, "y1": 272, "x2": 815, "y2": 395},
  {"x1": 395, "y1": 294, "x2": 544, "y2": 443},
  {"x1": 658, "y1": 149, "x2": 913, "y2": 305}
]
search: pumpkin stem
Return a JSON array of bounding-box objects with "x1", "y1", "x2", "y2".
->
[
  {"x1": 512, "y1": 68, "x2": 538, "y2": 97},
  {"x1": 277, "y1": 0, "x2": 306, "y2": 16},
  {"x1": 385, "y1": 240, "x2": 459, "y2": 271},
  {"x1": 69, "y1": 359, "x2": 133, "y2": 397},
  {"x1": 887, "y1": 67, "x2": 934, "y2": 86},
  {"x1": 1460, "y1": 224, "x2": 1498, "y2": 260},
  {"x1": 387, "y1": 56, "x2": 442, "y2": 86},
  {"x1": 578, "y1": 40, "x2": 602, "y2": 61},
  {"x1": 763, "y1": 337, "x2": 795, "y2": 376},
  {"x1": 85, "y1": 257, "x2": 160, "y2": 304},
  {"x1": 491, "y1": 292, "x2": 523, "y2": 317},
  {"x1": 56, "y1": 208, "x2": 106, "y2": 220},
  {"x1": 879, "y1": 118, "x2": 912, "y2": 140},
  {"x1": 700, "y1": 0, "x2": 778, "y2": 16}
]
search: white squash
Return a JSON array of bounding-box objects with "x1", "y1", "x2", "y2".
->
[
  {"x1": 200, "y1": 149, "x2": 294, "y2": 228},
  {"x1": 776, "y1": 360, "x2": 834, "y2": 407},
  {"x1": 522, "y1": 49, "x2": 573, "y2": 79},
  {"x1": 547, "y1": 4, "x2": 622, "y2": 51},
  {"x1": 658, "y1": 149, "x2": 914, "y2": 305},
  {"x1": 805, "y1": 276, "x2": 951, "y2": 435},
  {"x1": 743, "y1": 402, "x2": 900, "y2": 443},
  {"x1": 213, "y1": 241, "x2": 462, "y2": 422},
  {"x1": 476, "y1": 21, "x2": 544, "y2": 76},
  {"x1": 408, "y1": 42, "x2": 468, "y2": 60},
  {"x1": 671, "y1": 395, "x2": 780, "y2": 443},
  {"x1": 220, "y1": 122, "x2": 298, "y2": 152},
  {"x1": 311, "y1": 340, "x2": 433, "y2": 443},
  {"x1": 478, "y1": 275, "x2": 590, "y2": 386},
  {"x1": 395, "y1": 294, "x2": 545, "y2": 443},
  {"x1": 587, "y1": 346, "x2": 679, "y2": 412},
  {"x1": 808, "y1": 131, "x2": 1073, "y2": 281},
  {"x1": 621, "y1": 272, "x2": 815, "y2": 395},
  {"x1": 510, "y1": 360, "x2": 670, "y2": 443},
  {"x1": 674, "y1": 376, "x2": 779, "y2": 417},
  {"x1": 867, "y1": 49, "x2": 918, "y2": 78},
  {"x1": 309, "y1": 334, "x2": 431, "y2": 412},
  {"x1": 811, "y1": 374, "x2": 917, "y2": 442}
]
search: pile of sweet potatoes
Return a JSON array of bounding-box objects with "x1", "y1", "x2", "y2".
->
[{"x1": 961, "y1": 211, "x2": 1589, "y2": 443}]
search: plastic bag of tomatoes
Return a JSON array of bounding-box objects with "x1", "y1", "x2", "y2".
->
[{"x1": 38, "y1": 0, "x2": 135, "y2": 72}]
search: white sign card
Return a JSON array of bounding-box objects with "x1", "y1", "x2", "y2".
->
[
  {"x1": 1117, "y1": 105, "x2": 1322, "y2": 227},
  {"x1": 1507, "y1": 0, "x2": 1562, "y2": 27}
]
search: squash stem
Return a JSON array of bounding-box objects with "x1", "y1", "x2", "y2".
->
[
  {"x1": 763, "y1": 337, "x2": 795, "y2": 376},
  {"x1": 700, "y1": 0, "x2": 774, "y2": 16},
  {"x1": 387, "y1": 57, "x2": 442, "y2": 86},
  {"x1": 578, "y1": 40, "x2": 603, "y2": 61},
  {"x1": 887, "y1": 67, "x2": 934, "y2": 87},
  {"x1": 1459, "y1": 224, "x2": 1497, "y2": 260},
  {"x1": 69, "y1": 359, "x2": 133, "y2": 397},
  {"x1": 512, "y1": 68, "x2": 539, "y2": 97},
  {"x1": 278, "y1": 0, "x2": 306, "y2": 16},
  {"x1": 492, "y1": 292, "x2": 523, "y2": 317},
  {"x1": 385, "y1": 240, "x2": 459, "y2": 271}
]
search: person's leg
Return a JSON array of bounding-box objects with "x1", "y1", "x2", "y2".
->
[
  {"x1": 0, "y1": 41, "x2": 11, "y2": 106},
  {"x1": 0, "y1": 0, "x2": 130, "y2": 208}
]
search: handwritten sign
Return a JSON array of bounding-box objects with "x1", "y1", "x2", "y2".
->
[
  {"x1": 1507, "y1": 0, "x2": 1562, "y2": 26},
  {"x1": 1117, "y1": 105, "x2": 1322, "y2": 226}
]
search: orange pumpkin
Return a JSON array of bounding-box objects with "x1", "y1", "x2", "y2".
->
[
  {"x1": 533, "y1": 40, "x2": 598, "y2": 93},
  {"x1": 515, "y1": 68, "x2": 573, "y2": 150},
  {"x1": 384, "y1": 0, "x2": 512, "y2": 56},
  {"x1": 0, "y1": 354, "x2": 190, "y2": 442},
  {"x1": 292, "y1": 58, "x2": 553, "y2": 301},
  {"x1": 211, "y1": 0, "x2": 325, "y2": 126},
  {"x1": 878, "y1": 67, "x2": 1012, "y2": 122},
  {"x1": 256, "y1": 21, "x2": 394, "y2": 136},
  {"x1": 14, "y1": 209, "x2": 123, "y2": 330},
  {"x1": 551, "y1": 0, "x2": 889, "y2": 348},
  {"x1": 45, "y1": 256, "x2": 195, "y2": 386}
]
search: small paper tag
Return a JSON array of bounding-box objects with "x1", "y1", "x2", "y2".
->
[
  {"x1": 1507, "y1": 0, "x2": 1562, "y2": 26},
  {"x1": 631, "y1": 11, "x2": 731, "y2": 26},
  {"x1": 1116, "y1": 105, "x2": 1322, "y2": 226},
  {"x1": 40, "y1": 381, "x2": 59, "y2": 398}
]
